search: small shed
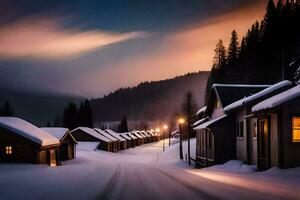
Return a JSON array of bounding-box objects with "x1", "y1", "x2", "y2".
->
[
  {"x1": 131, "y1": 131, "x2": 144, "y2": 145},
  {"x1": 105, "y1": 129, "x2": 128, "y2": 150},
  {"x1": 71, "y1": 127, "x2": 113, "y2": 152},
  {"x1": 119, "y1": 133, "x2": 134, "y2": 148},
  {"x1": 94, "y1": 128, "x2": 119, "y2": 152},
  {"x1": 41, "y1": 127, "x2": 77, "y2": 161},
  {"x1": 126, "y1": 132, "x2": 139, "y2": 146},
  {"x1": 0, "y1": 117, "x2": 60, "y2": 166}
]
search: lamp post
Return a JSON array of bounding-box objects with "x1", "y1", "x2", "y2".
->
[
  {"x1": 163, "y1": 125, "x2": 168, "y2": 151},
  {"x1": 169, "y1": 127, "x2": 171, "y2": 147},
  {"x1": 155, "y1": 128, "x2": 160, "y2": 142},
  {"x1": 178, "y1": 118, "x2": 185, "y2": 160}
]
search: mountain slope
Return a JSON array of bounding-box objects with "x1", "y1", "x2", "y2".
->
[{"x1": 91, "y1": 71, "x2": 210, "y2": 123}]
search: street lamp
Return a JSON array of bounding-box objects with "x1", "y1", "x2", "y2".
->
[
  {"x1": 163, "y1": 125, "x2": 168, "y2": 151},
  {"x1": 178, "y1": 118, "x2": 185, "y2": 159}
]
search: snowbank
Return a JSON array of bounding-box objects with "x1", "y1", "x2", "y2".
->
[
  {"x1": 203, "y1": 160, "x2": 256, "y2": 173},
  {"x1": 77, "y1": 142, "x2": 100, "y2": 151}
]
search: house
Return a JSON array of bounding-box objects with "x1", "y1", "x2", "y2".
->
[
  {"x1": 94, "y1": 128, "x2": 119, "y2": 152},
  {"x1": 119, "y1": 132, "x2": 134, "y2": 148},
  {"x1": 71, "y1": 127, "x2": 113, "y2": 152},
  {"x1": 105, "y1": 129, "x2": 128, "y2": 150},
  {"x1": 0, "y1": 117, "x2": 60, "y2": 166},
  {"x1": 126, "y1": 132, "x2": 140, "y2": 146},
  {"x1": 223, "y1": 80, "x2": 293, "y2": 166},
  {"x1": 131, "y1": 131, "x2": 144, "y2": 145},
  {"x1": 252, "y1": 84, "x2": 300, "y2": 170},
  {"x1": 42, "y1": 127, "x2": 77, "y2": 161},
  {"x1": 194, "y1": 84, "x2": 270, "y2": 167},
  {"x1": 140, "y1": 130, "x2": 151, "y2": 143},
  {"x1": 146, "y1": 130, "x2": 155, "y2": 142},
  {"x1": 195, "y1": 106, "x2": 207, "y2": 120}
]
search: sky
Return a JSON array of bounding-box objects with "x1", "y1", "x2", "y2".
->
[{"x1": 0, "y1": 0, "x2": 267, "y2": 98}]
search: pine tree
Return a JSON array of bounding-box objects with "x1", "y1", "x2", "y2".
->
[
  {"x1": 0, "y1": 101, "x2": 14, "y2": 116},
  {"x1": 118, "y1": 116, "x2": 129, "y2": 132},
  {"x1": 63, "y1": 102, "x2": 78, "y2": 130},
  {"x1": 213, "y1": 39, "x2": 227, "y2": 70},
  {"x1": 83, "y1": 99, "x2": 93, "y2": 128},
  {"x1": 227, "y1": 30, "x2": 239, "y2": 66}
]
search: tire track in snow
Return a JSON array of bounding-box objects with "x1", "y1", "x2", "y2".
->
[{"x1": 96, "y1": 163, "x2": 121, "y2": 200}]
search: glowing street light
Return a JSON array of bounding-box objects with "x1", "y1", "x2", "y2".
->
[
  {"x1": 178, "y1": 117, "x2": 185, "y2": 159},
  {"x1": 162, "y1": 124, "x2": 168, "y2": 151}
]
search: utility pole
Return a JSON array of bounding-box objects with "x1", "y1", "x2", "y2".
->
[
  {"x1": 169, "y1": 129, "x2": 171, "y2": 146},
  {"x1": 282, "y1": 47, "x2": 285, "y2": 81}
]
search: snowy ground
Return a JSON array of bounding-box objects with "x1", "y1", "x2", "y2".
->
[{"x1": 0, "y1": 138, "x2": 299, "y2": 200}]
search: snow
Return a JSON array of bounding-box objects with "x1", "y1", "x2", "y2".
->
[
  {"x1": 1, "y1": 138, "x2": 300, "y2": 199},
  {"x1": 203, "y1": 160, "x2": 256, "y2": 173},
  {"x1": 194, "y1": 115, "x2": 227, "y2": 130},
  {"x1": 119, "y1": 133, "x2": 132, "y2": 140},
  {"x1": 71, "y1": 127, "x2": 111, "y2": 143},
  {"x1": 0, "y1": 117, "x2": 59, "y2": 146},
  {"x1": 192, "y1": 117, "x2": 209, "y2": 126},
  {"x1": 252, "y1": 84, "x2": 300, "y2": 112},
  {"x1": 94, "y1": 128, "x2": 119, "y2": 142},
  {"x1": 105, "y1": 129, "x2": 126, "y2": 142},
  {"x1": 41, "y1": 127, "x2": 69, "y2": 141},
  {"x1": 196, "y1": 106, "x2": 207, "y2": 115},
  {"x1": 126, "y1": 132, "x2": 138, "y2": 139},
  {"x1": 131, "y1": 131, "x2": 143, "y2": 139},
  {"x1": 224, "y1": 80, "x2": 293, "y2": 112},
  {"x1": 212, "y1": 83, "x2": 270, "y2": 88},
  {"x1": 146, "y1": 130, "x2": 155, "y2": 136},
  {"x1": 76, "y1": 142, "x2": 100, "y2": 151}
]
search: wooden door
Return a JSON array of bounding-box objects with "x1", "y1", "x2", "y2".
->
[{"x1": 258, "y1": 118, "x2": 270, "y2": 170}]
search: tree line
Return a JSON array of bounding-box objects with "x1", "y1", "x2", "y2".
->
[
  {"x1": 206, "y1": 0, "x2": 300, "y2": 100},
  {"x1": 61, "y1": 99, "x2": 93, "y2": 130}
]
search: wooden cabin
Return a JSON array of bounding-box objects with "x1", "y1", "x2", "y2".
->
[
  {"x1": 194, "y1": 84, "x2": 269, "y2": 167},
  {"x1": 119, "y1": 132, "x2": 134, "y2": 148},
  {"x1": 131, "y1": 131, "x2": 144, "y2": 145},
  {"x1": 0, "y1": 117, "x2": 60, "y2": 166},
  {"x1": 94, "y1": 128, "x2": 119, "y2": 152},
  {"x1": 41, "y1": 127, "x2": 77, "y2": 161},
  {"x1": 71, "y1": 127, "x2": 113, "y2": 152},
  {"x1": 105, "y1": 129, "x2": 128, "y2": 150},
  {"x1": 126, "y1": 132, "x2": 140, "y2": 146},
  {"x1": 252, "y1": 84, "x2": 300, "y2": 170},
  {"x1": 146, "y1": 130, "x2": 155, "y2": 142},
  {"x1": 139, "y1": 131, "x2": 150, "y2": 143},
  {"x1": 223, "y1": 80, "x2": 293, "y2": 166}
]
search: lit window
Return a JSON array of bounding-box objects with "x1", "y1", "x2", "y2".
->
[
  {"x1": 292, "y1": 117, "x2": 300, "y2": 142},
  {"x1": 5, "y1": 146, "x2": 12, "y2": 155}
]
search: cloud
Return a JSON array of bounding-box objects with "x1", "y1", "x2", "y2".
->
[{"x1": 0, "y1": 16, "x2": 146, "y2": 59}]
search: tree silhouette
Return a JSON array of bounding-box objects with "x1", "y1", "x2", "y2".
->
[
  {"x1": 118, "y1": 116, "x2": 129, "y2": 132},
  {"x1": 0, "y1": 101, "x2": 14, "y2": 116}
]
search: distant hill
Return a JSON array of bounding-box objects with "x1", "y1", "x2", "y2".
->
[
  {"x1": 0, "y1": 90, "x2": 83, "y2": 126},
  {"x1": 91, "y1": 71, "x2": 210, "y2": 124}
]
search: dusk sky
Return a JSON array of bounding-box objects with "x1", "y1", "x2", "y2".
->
[{"x1": 0, "y1": 0, "x2": 267, "y2": 98}]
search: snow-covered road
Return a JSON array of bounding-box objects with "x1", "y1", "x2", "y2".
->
[{"x1": 1, "y1": 139, "x2": 299, "y2": 200}]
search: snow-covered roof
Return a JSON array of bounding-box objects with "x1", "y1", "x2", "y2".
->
[
  {"x1": 119, "y1": 133, "x2": 132, "y2": 140},
  {"x1": 212, "y1": 83, "x2": 270, "y2": 88},
  {"x1": 252, "y1": 84, "x2": 300, "y2": 112},
  {"x1": 132, "y1": 131, "x2": 144, "y2": 138},
  {"x1": 105, "y1": 129, "x2": 126, "y2": 142},
  {"x1": 41, "y1": 127, "x2": 77, "y2": 144},
  {"x1": 196, "y1": 106, "x2": 207, "y2": 115},
  {"x1": 71, "y1": 127, "x2": 111, "y2": 143},
  {"x1": 126, "y1": 132, "x2": 138, "y2": 139},
  {"x1": 0, "y1": 117, "x2": 60, "y2": 146},
  {"x1": 146, "y1": 130, "x2": 155, "y2": 136},
  {"x1": 141, "y1": 130, "x2": 151, "y2": 137},
  {"x1": 94, "y1": 128, "x2": 119, "y2": 142},
  {"x1": 194, "y1": 115, "x2": 227, "y2": 130},
  {"x1": 171, "y1": 130, "x2": 178, "y2": 135},
  {"x1": 224, "y1": 80, "x2": 293, "y2": 112},
  {"x1": 192, "y1": 117, "x2": 209, "y2": 126}
]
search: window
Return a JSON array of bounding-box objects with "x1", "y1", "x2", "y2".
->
[
  {"x1": 215, "y1": 99, "x2": 221, "y2": 109},
  {"x1": 292, "y1": 117, "x2": 300, "y2": 142},
  {"x1": 236, "y1": 121, "x2": 244, "y2": 138},
  {"x1": 5, "y1": 146, "x2": 12, "y2": 155}
]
